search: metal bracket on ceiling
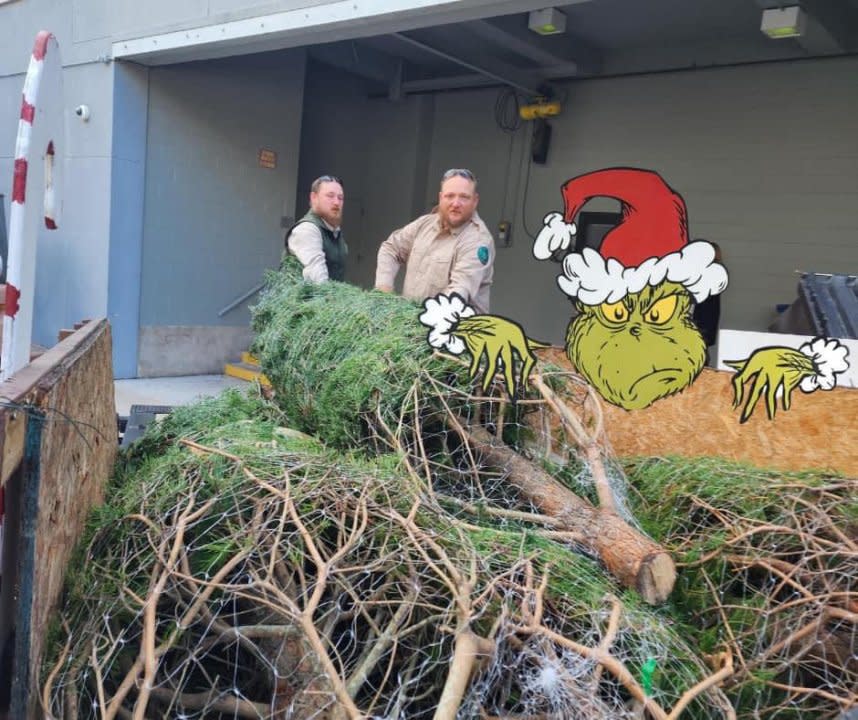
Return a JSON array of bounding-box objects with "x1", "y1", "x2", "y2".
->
[
  {"x1": 391, "y1": 32, "x2": 543, "y2": 97},
  {"x1": 389, "y1": 59, "x2": 404, "y2": 101}
]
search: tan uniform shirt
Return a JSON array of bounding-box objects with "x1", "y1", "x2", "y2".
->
[{"x1": 375, "y1": 212, "x2": 495, "y2": 313}]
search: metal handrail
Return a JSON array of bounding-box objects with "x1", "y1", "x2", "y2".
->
[{"x1": 218, "y1": 282, "x2": 264, "y2": 317}]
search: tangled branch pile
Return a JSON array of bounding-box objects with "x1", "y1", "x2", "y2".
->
[
  {"x1": 44, "y1": 391, "x2": 729, "y2": 720},
  {"x1": 43, "y1": 263, "x2": 856, "y2": 718},
  {"x1": 250, "y1": 264, "x2": 675, "y2": 603},
  {"x1": 630, "y1": 458, "x2": 857, "y2": 717}
]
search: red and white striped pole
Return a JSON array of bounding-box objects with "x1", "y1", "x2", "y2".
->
[
  {"x1": 3, "y1": 30, "x2": 64, "y2": 378},
  {"x1": 0, "y1": 30, "x2": 65, "y2": 577}
]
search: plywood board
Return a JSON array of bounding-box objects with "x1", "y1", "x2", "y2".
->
[
  {"x1": 0, "y1": 319, "x2": 116, "y2": 719},
  {"x1": 0, "y1": 410, "x2": 27, "y2": 488},
  {"x1": 538, "y1": 348, "x2": 858, "y2": 476}
]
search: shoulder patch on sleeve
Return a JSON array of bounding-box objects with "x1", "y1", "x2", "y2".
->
[{"x1": 477, "y1": 245, "x2": 490, "y2": 265}]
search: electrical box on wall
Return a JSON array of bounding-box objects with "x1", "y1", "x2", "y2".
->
[
  {"x1": 497, "y1": 220, "x2": 511, "y2": 247},
  {"x1": 531, "y1": 119, "x2": 552, "y2": 164}
]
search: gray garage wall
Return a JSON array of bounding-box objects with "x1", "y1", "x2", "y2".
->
[
  {"x1": 0, "y1": 60, "x2": 115, "y2": 353},
  {"x1": 300, "y1": 55, "x2": 858, "y2": 346},
  {"x1": 296, "y1": 63, "x2": 436, "y2": 289},
  {"x1": 138, "y1": 49, "x2": 305, "y2": 376}
]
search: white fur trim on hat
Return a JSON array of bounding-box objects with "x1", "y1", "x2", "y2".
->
[
  {"x1": 533, "y1": 212, "x2": 576, "y2": 260},
  {"x1": 557, "y1": 240, "x2": 728, "y2": 305}
]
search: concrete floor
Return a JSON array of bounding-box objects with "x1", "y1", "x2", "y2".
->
[{"x1": 114, "y1": 374, "x2": 250, "y2": 416}]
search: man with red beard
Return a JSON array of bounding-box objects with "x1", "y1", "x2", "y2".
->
[
  {"x1": 375, "y1": 168, "x2": 495, "y2": 313},
  {"x1": 286, "y1": 175, "x2": 347, "y2": 282}
]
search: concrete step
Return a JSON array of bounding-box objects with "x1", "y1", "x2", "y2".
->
[{"x1": 224, "y1": 361, "x2": 271, "y2": 386}]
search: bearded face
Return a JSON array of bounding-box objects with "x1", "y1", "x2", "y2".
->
[{"x1": 566, "y1": 281, "x2": 706, "y2": 410}]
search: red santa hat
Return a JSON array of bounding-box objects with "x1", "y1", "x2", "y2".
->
[{"x1": 533, "y1": 168, "x2": 728, "y2": 305}]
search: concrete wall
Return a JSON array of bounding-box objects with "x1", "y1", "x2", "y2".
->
[
  {"x1": 0, "y1": 0, "x2": 347, "y2": 59},
  {"x1": 300, "y1": 55, "x2": 858, "y2": 345},
  {"x1": 108, "y1": 62, "x2": 149, "y2": 378},
  {"x1": 0, "y1": 2, "x2": 111, "y2": 73},
  {"x1": 138, "y1": 49, "x2": 305, "y2": 376},
  {"x1": 296, "y1": 63, "x2": 437, "y2": 289},
  {"x1": 0, "y1": 0, "x2": 115, "y2": 351},
  {"x1": 32, "y1": 62, "x2": 116, "y2": 349}
]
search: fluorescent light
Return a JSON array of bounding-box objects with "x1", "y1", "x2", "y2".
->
[
  {"x1": 529, "y1": 8, "x2": 566, "y2": 36},
  {"x1": 761, "y1": 6, "x2": 806, "y2": 39}
]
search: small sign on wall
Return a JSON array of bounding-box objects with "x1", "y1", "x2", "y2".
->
[{"x1": 258, "y1": 149, "x2": 277, "y2": 169}]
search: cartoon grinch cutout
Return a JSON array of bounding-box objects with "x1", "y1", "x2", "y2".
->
[
  {"x1": 534, "y1": 168, "x2": 726, "y2": 410},
  {"x1": 420, "y1": 167, "x2": 849, "y2": 421}
]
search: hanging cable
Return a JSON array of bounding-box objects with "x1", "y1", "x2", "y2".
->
[
  {"x1": 494, "y1": 88, "x2": 522, "y2": 133},
  {"x1": 521, "y1": 153, "x2": 537, "y2": 240},
  {"x1": 509, "y1": 123, "x2": 529, "y2": 241},
  {"x1": 498, "y1": 131, "x2": 516, "y2": 223}
]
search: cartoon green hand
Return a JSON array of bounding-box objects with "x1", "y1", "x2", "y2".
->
[
  {"x1": 455, "y1": 315, "x2": 548, "y2": 397},
  {"x1": 725, "y1": 346, "x2": 816, "y2": 423},
  {"x1": 725, "y1": 338, "x2": 849, "y2": 423},
  {"x1": 418, "y1": 294, "x2": 547, "y2": 401}
]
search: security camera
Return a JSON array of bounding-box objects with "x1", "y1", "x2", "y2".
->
[{"x1": 74, "y1": 104, "x2": 91, "y2": 121}]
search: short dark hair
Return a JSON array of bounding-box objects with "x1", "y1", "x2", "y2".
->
[
  {"x1": 311, "y1": 175, "x2": 343, "y2": 193},
  {"x1": 440, "y1": 168, "x2": 477, "y2": 191}
]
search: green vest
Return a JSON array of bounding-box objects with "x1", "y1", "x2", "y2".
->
[{"x1": 286, "y1": 211, "x2": 347, "y2": 282}]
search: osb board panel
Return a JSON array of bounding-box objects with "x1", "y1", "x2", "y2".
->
[
  {"x1": 538, "y1": 348, "x2": 858, "y2": 476},
  {"x1": 0, "y1": 320, "x2": 116, "y2": 720},
  {"x1": 0, "y1": 409, "x2": 27, "y2": 487}
]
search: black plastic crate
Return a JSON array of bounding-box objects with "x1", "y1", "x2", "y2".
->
[{"x1": 119, "y1": 405, "x2": 175, "y2": 447}]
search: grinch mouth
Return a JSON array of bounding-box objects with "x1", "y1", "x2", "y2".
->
[{"x1": 627, "y1": 367, "x2": 682, "y2": 398}]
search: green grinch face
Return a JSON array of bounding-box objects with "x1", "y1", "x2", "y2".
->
[{"x1": 566, "y1": 281, "x2": 705, "y2": 410}]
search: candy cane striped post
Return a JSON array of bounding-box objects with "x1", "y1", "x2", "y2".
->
[
  {"x1": 2, "y1": 31, "x2": 65, "y2": 380},
  {"x1": 0, "y1": 30, "x2": 65, "y2": 591}
]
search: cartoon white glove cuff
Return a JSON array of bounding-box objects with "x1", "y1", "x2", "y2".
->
[
  {"x1": 798, "y1": 337, "x2": 850, "y2": 392},
  {"x1": 533, "y1": 212, "x2": 576, "y2": 260},
  {"x1": 419, "y1": 293, "x2": 476, "y2": 356}
]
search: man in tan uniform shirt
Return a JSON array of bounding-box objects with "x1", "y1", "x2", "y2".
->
[{"x1": 375, "y1": 169, "x2": 495, "y2": 313}]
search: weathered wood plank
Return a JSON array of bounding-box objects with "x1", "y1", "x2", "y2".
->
[{"x1": 0, "y1": 410, "x2": 27, "y2": 488}]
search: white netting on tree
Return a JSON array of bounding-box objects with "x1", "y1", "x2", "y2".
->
[{"x1": 41, "y1": 264, "x2": 855, "y2": 719}]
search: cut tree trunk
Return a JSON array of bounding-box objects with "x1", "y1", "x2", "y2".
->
[{"x1": 459, "y1": 422, "x2": 676, "y2": 605}]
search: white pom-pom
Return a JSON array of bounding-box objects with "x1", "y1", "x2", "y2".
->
[{"x1": 533, "y1": 212, "x2": 576, "y2": 260}]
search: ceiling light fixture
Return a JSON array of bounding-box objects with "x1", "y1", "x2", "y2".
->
[
  {"x1": 760, "y1": 6, "x2": 806, "y2": 39},
  {"x1": 528, "y1": 8, "x2": 566, "y2": 36}
]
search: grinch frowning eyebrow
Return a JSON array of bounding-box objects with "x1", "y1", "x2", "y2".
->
[{"x1": 533, "y1": 167, "x2": 727, "y2": 410}]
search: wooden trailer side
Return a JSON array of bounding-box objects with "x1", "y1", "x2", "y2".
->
[{"x1": 0, "y1": 319, "x2": 115, "y2": 720}]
